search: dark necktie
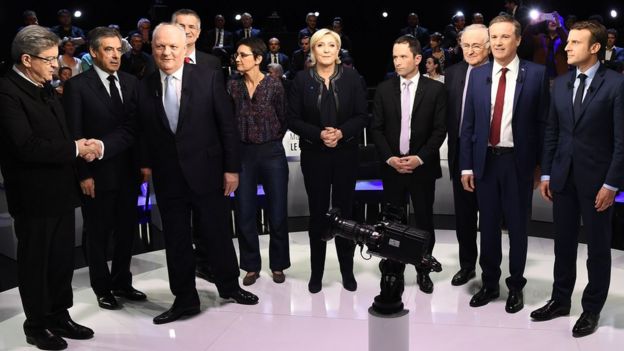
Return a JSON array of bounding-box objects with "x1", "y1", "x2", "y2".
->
[
  {"x1": 107, "y1": 75, "x2": 123, "y2": 112},
  {"x1": 489, "y1": 67, "x2": 508, "y2": 146},
  {"x1": 573, "y1": 73, "x2": 588, "y2": 120},
  {"x1": 245, "y1": 28, "x2": 250, "y2": 38},
  {"x1": 273, "y1": 53, "x2": 278, "y2": 64}
]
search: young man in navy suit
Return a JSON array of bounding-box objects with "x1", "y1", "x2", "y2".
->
[
  {"x1": 460, "y1": 15, "x2": 549, "y2": 313},
  {"x1": 531, "y1": 21, "x2": 624, "y2": 338}
]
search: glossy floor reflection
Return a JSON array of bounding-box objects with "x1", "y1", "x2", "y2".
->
[{"x1": 1, "y1": 230, "x2": 624, "y2": 350}]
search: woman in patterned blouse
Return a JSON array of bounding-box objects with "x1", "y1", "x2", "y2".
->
[{"x1": 227, "y1": 37, "x2": 290, "y2": 286}]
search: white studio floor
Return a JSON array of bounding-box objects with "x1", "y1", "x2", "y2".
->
[{"x1": 1, "y1": 230, "x2": 624, "y2": 351}]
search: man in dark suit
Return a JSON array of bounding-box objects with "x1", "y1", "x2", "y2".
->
[
  {"x1": 198, "y1": 14, "x2": 234, "y2": 67},
  {"x1": 137, "y1": 23, "x2": 258, "y2": 325},
  {"x1": 399, "y1": 13, "x2": 430, "y2": 50},
  {"x1": 444, "y1": 24, "x2": 490, "y2": 286},
  {"x1": 120, "y1": 33, "x2": 156, "y2": 80},
  {"x1": 298, "y1": 13, "x2": 318, "y2": 41},
  {"x1": 235, "y1": 12, "x2": 262, "y2": 43},
  {"x1": 531, "y1": 21, "x2": 624, "y2": 337},
  {"x1": 288, "y1": 36, "x2": 310, "y2": 79},
  {"x1": 63, "y1": 27, "x2": 147, "y2": 311},
  {"x1": 172, "y1": 9, "x2": 221, "y2": 70},
  {"x1": 603, "y1": 28, "x2": 624, "y2": 72},
  {"x1": 371, "y1": 35, "x2": 447, "y2": 294},
  {"x1": 460, "y1": 15, "x2": 549, "y2": 313},
  {"x1": 0, "y1": 25, "x2": 94, "y2": 350},
  {"x1": 261, "y1": 37, "x2": 290, "y2": 73}
]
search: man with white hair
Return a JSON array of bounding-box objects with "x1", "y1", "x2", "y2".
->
[{"x1": 137, "y1": 23, "x2": 258, "y2": 325}]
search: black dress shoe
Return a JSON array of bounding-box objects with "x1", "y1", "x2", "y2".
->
[
  {"x1": 572, "y1": 311, "x2": 600, "y2": 337},
  {"x1": 47, "y1": 318, "x2": 94, "y2": 340},
  {"x1": 342, "y1": 273, "x2": 357, "y2": 292},
  {"x1": 25, "y1": 328, "x2": 67, "y2": 350},
  {"x1": 417, "y1": 272, "x2": 434, "y2": 294},
  {"x1": 469, "y1": 287, "x2": 500, "y2": 307},
  {"x1": 308, "y1": 278, "x2": 322, "y2": 293},
  {"x1": 219, "y1": 288, "x2": 259, "y2": 305},
  {"x1": 451, "y1": 268, "x2": 476, "y2": 286},
  {"x1": 505, "y1": 290, "x2": 524, "y2": 313},
  {"x1": 153, "y1": 305, "x2": 200, "y2": 325},
  {"x1": 112, "y1": 287, "x2": 147, "y2": 301},
  {"x1": 196, "y1": 266, "x2": 215, "y2": 283},
  {"x1": 96, "y1": 294, "x2": 119, "y2": 310},
  {"x1": 530, "y1": 300, "x2": 571, "y2": 321}
]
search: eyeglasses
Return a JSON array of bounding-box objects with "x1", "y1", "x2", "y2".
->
[
  {"x1": 460, "y1": 43, "x2": 485, "y2": 52},
  {"x1": 28, "y1": 54, "x2": 57, "y2": 64},
  {"x1": 233, "y1": 52, "x2": 254, "y2": 59}
]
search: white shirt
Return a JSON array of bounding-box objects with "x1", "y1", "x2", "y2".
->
[
  {"x1": 159, "y1": 65, "x2": 184, "y2": 107},
  {"x1": 93, "y1": 65, "x2": 122, "y2": 102},
  {"x1": 490, "y1": 55, "x2": 519, "y2": 147},
  {"x1": 186, "y1": 49, "x2": 196, "y2": 64}
]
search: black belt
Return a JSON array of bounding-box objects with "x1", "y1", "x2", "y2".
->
[{"x1": 487, "y1": 146, "x2": 514, "y2": 155}]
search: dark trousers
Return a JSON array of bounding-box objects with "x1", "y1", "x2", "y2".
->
[
  {"x1": 236, "y1": 141, "x2": 290, "y2": 273},
  {"x1": 552, "y1": 170, "x2": 613, "y2": 313},
  {"x1": 475, "y1": 151, "x2": 531, "y2": 290},
  {"x1": 381, "y1": 166, "x2": 436, "y2": 255},
  {"x1": 300, "y1": 146, "x2": 357, "y2": 279},
  {"x1": 83, "y1": 188, "x2": 137, "y2": 296},
  {"x1": 451, "y1": 146, "x2": 479, "y2": 270},
  {"x1": 158, "y1": 188, "x2": 240, "y2": 308},
  {"x1": 14, "y1": 212, "x2": 75, "y2": 328}
]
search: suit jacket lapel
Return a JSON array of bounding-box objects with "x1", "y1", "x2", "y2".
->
[
  {"x1": 566, "y1": 70, "x2": 576, "y2": 126},
  {"x1": 512, "y1": 61, "x2": 526, "y2": 117},
  {"x1": 392, "y1": 76, "x2": 402, "y2": 122},
  {"x1": 85, "y1": 69, "x2": 119, "y2": 117},
  {"x1": 176, "y1": 64, "x2": 193, "y2": 134},
  {"x1": 411, "y1": 76, "x2": 426, "y2": 115},
  {"x1": 150, "y1": 72, "x2": 174, "y2": 135},
  {"x1": 576, "y1": 66, "x2": 605, "y2": 125}
]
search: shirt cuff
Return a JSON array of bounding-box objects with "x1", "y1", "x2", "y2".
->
[
  {"x1": 386, "y1": 157, "x2": 392, "y2": 165},
  {"x1": 461, "y1": 170, "x2": 473, "y2": 175},
  {"x1": 74, "y1": 141, "x2": 79, "y2": 157},
  {"x1": 541, "y1": 175, "x2": 550, "y2": 181},
  {"x1": 415, "y1": 156, "x2": 424, "y2": 165},
  {"x1": 96, "y1": 140, "x2": 105, "y2": 160},
  {"x1": 603, "y1": 183, "x2": 618, "y2": 192}
]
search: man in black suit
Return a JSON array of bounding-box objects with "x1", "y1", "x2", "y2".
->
[
  {"x1": 261, "y1": 37, "x2": 290, "y2": 73},
  {"x1": 298, "y1": 13, "x2": 318, "y2": 41},
  {"x1": 0, "y1": 25, "x2": 94, "y2": 350},
  {"x1": 399, "y1": 13, "x2": 430, "y2": 49},
  {"x1": 198, "y1": 14, "x2": 234, "y2": 67},
  {"x1": 63, "y1": 26, "x2": 147, "y2": 311},
  {"x1": 120, "y1": 33, "x2": 156, "y2": 80},
  {"x1": 532, "y1": 21, "x2": 624, "y2": 337},
  {"x1": 444, "y1": 24, "x2": 490, "y2": 286},
  {"x1": 289, "y1": 36, "x2": 310, "y2": 79},
  {"x1": 172, "y1": 9, "x2": 221, "y2": 70},
  {"x1": 371, "y1": 35, "x2": 447, "y2": 294},
  {"x1": 137, "y1": 23, "x2": 258, "y2": 325}
]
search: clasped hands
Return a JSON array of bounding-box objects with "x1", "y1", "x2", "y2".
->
[
  {"x1": 320, "y1": 127, "x2": 343, "y2": 148},
  {"x1": 388, "y1": 155, "x2": 421, "y2": 174},
  {"x1": 76, "y1": 138, "x2": 103, "y2": 162}
]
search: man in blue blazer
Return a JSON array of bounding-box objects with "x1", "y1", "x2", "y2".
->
[
  {"x1": 460, "y1": 15, "x2": 549, "y2": 313},
  {"x1": 531, "y1": 21, "x2": 624, "y2": 338}
]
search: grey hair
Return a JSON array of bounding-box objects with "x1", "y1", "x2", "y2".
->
[
  {"x1": 462, "y1": 24, "x2": 490, "y2": 48},
  {"x1": 171, "y1": 9, "x2": 202, "y2": 29},
  {"x1": 11, "y1": 25, "x2": 60, "y2": 64},
  {"x1": 137, "y1": 18, "x2": 151, "y2": 29},
  {"x1": 267, "y1": 63, "x2": 284, "y2": 75},
  {"x1": 152, "y1": 23, "x2": 187, "y2": 44},
  {"x1": 88, "y1": 27, "x2": 122, "y2": 50}
]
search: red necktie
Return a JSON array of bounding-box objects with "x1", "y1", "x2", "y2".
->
[
  {"x1": 489, "y1": 67, "x2": 508, "y2": 146},
  {"x1": 184, "y1": 57, "x2": 191, "y2": 64}
]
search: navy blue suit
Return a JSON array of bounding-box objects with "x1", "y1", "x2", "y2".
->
[
  {"x1": 542, "y1": 65, "x2": 624, "y2": 313},
  {"x1": 460, "y1": 59, "x2": 549, "y2": 290}
]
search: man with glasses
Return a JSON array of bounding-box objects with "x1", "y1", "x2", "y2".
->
[
  {"x1": 0, "y1": 25, "x2": 98, "y2": 350},
  {"x1": 445, "y1": 24, "x2": 491, "y2": 287}
]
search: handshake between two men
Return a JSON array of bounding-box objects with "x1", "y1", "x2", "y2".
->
[{"x1": 75, "y1": 138, "x2": 103, "y2": 162}]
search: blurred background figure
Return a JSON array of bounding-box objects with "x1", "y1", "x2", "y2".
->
[
  {"x1": 603, "y1": 28, "x2": 624, "y2": 72},
  {"x1": 58, "y1": 38, "x2": 83, "y2": 77},
  {"x1": 400, "y1": 12, "x2": 430, "y2": 50},
  {"x1": 424, "y1": 56, "x2": 445, "y2": 83}
]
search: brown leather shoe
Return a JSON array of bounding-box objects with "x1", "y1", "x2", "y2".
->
[
  {"x1": 272, "y1": 271, "x2": 285, "y2": 284},
  {"x1": 242, "y1": 272, "x2": 260, "y2": 286}
]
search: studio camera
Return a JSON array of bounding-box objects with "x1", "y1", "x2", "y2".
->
[{"x1": 324, "y1": 208, "x2": 441, "y2": 272}]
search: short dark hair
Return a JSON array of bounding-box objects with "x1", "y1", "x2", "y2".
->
[
  {"x1": 171, "y1": 8, "x2": 201, "y2": 28},
  {"x1": 58, "y1": 66, "x2": 72, "y2": 75},
  {"x1": 394, "y1": 34, "x2": 422, "y2": 56},
  {"x1": 489, "y1": 14, "x2": 522, "y2": 38},
  {"x1": 607, "y1": 28, "x2": 618, "y2": 38},
  {"x1": 57, "y1": 9, "x2": 70, "y2": 16},
  {"x1": 571, "y1": 20, "x2": 607, "y2": 54},
  {"x1": 23, "y1": 10, "x2": 37, "y2": 19},
  {"x1": 88, "y1": 27, "x2": 122, "y2": 50},
  {"x1": 237, "y1": 36, "x2": 267, "y2": 58}
]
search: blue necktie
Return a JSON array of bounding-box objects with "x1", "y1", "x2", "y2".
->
[{"x1": 164, "y1": 75, "x2": 179, "y2": 132}]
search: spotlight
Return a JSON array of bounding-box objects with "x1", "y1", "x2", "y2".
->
[
  {"x1": 74, "y1": 10, "x2": 82, "y2": 18},
  {"x1": 234, "y1": 14, "x2": 241, "y2": 21},
  {"x1": 455, "y1": 11, "x2": 464, "y2": 18},
  {"x1": 611, "y1": 9, "x2": 618, "y2": 18},
  {"x1": 314, "y1": 11, "x2": 320, "y2": 17},
  {"x1": 529, "y1": 9, "x2": 540, "y2": 20},
  {"x1": 382, "y1": 12, "x2": 388, "y2": 18}
]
